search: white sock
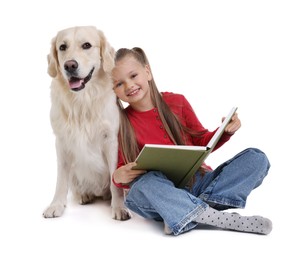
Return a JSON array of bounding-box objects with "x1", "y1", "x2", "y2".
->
[{"x1": 195, "y1": 206, "x2": 272, "y2": 235}]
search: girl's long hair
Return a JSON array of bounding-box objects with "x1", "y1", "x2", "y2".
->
[{"x1": 115, "y1": 47, "x2": 204, "y2": 164}]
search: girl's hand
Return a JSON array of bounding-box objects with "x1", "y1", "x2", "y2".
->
[
  {"x1": 113, "y1": 162, "x2": 146, "y2": 185},
  {"x1": 223, "y1": 113, "x2": 241, "y2": 135}
]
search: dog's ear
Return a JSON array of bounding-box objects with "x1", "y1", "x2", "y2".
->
[
  {"x1": 47, "y1": 36, "x2": 58, "y2": 78},
  {"x1": 98, "y1": 30, "x2": 115, "y2": 73}
]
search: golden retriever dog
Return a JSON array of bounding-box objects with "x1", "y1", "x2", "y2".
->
[{"x1": 43, "y1": 26, "x2": 130, "y2": 220}]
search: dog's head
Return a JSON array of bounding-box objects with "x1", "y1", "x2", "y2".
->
[{"x1": 47, "y1": 26, "x2": 114, "y2": 92}]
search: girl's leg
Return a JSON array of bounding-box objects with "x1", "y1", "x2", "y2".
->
[
  {"x1": 191, "y1": 148, "x2": 270, "y2": 210},
  {"x1": 125, "y1": 171, "x2": 207, "y2": 235},
  {"x1": 125, "y1": 167, "x2": 272, "y2": 235},
  {"x1": 190, "y1": 147, "x2": 272, "y2": 234}
]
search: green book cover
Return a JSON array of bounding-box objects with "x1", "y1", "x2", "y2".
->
[{"x1": 133, "y1": 145, "x2": 210, "y2": 188}]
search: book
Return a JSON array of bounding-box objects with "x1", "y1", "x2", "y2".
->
[{"x1": 132, "y1": 106, "x2": 238, "y2": 188}]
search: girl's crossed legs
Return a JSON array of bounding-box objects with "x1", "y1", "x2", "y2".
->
[{"x1": 125, "y1": 148, "x2": 272, "y2": 235}]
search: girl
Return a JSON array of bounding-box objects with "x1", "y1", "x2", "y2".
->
[{"x1": 111, "y1": 47, "x2": 272, "y2": 236}]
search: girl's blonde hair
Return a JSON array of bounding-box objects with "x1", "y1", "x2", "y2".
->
[{"x1": 115, "y1": 47, "x2": 202, "y2": 164}]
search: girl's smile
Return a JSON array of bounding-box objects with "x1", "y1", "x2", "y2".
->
[{"x1": 127, "y1": 87, "x2": 141, "y2": 97}]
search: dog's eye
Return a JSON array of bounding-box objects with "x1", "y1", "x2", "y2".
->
[
  {"x1": 82, "y1": 42, "x2": 92, "y2": 50},
  {"x1": 59, "y1": 44, "x2": 67, "y2": 51}
]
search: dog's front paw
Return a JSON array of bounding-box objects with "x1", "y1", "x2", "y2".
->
[
  {"x1": 43, "y1": 203, "x2": 65, "y2": 218},
  {"x1": 112, "y1": 207, "x2": 132, "y2": 221}
]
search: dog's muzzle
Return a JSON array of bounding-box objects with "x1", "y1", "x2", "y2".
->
[
  {"x1": 68, "y1": 68, "x2": 95, "y2": 92},
  {"x1": 64, "y1": 60, "x2": 95, "y2": 92}
]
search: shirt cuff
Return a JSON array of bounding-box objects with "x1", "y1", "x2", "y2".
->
[{"x1": 112, "y1": 174, "x2": 130, "y2": 189}]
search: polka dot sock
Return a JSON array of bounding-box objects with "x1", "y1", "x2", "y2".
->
[{"x1": 195, "y1": 206, "x2": 272, "y2": 235}]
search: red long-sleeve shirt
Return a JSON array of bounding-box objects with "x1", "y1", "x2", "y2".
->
[{"x1": 114, "y1": 92, "x2": 232, "y2": 188}]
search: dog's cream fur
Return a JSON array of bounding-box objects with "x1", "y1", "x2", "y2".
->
[{"x1": 43, "y1": 26, "x2": 130, "y2": 220}]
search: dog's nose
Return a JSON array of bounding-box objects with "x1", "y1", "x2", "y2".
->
[{"x1": 64, "y1": 60, "x2": 78, "y2": 73}]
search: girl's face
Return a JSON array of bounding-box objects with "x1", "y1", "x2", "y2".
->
[{"x1": 112, "y1": 55, "x2": 153, "y2": 111}]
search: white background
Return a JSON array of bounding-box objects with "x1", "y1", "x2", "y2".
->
[{"x1": 0, "y1": 0, "x2": 306, "y2": 259}]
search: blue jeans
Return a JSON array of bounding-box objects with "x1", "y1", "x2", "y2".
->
[{"x1": 125, "y1": 148, "x2": 270, "y2": 235}]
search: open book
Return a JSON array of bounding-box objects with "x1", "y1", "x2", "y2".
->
[{"x1": 132, "y1": 107, "x2": 238, "y2": 188}]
